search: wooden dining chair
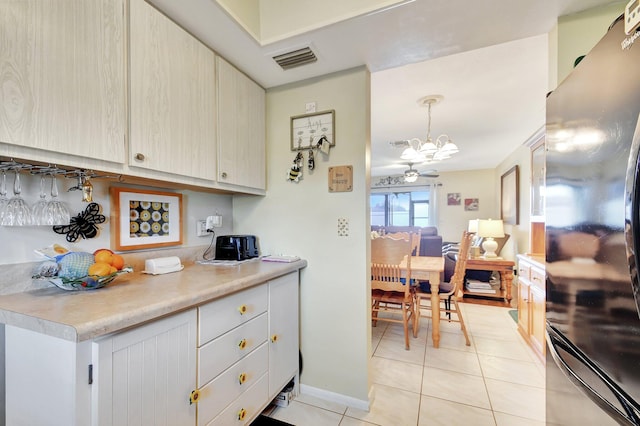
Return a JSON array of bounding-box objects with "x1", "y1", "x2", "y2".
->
[
  {"x1": 415, "y1": 231, "x2": 473, "y2": 346},
  {"x1": 371, "y1": 233, "x2": 417, "y2": 350},
  {"x1": 386, "y1": 230, "x2": 421, "y2": 256}
]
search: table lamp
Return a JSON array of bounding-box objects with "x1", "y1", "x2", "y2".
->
[{"x1": 477, "y1": 219, "x2": 504, "y2": 258}]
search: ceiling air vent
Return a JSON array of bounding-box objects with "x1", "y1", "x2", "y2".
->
[{"x1": 273, "y1": 47, "x2": 317, "y2": 70}]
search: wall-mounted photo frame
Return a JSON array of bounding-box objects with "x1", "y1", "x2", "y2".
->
[
  {"x1": 110, "y1": 187, "x2": 183, "y2": 251},
  {"x1": 291, "y1": 109, "x2": 335, "y2": 151},
  {"x1": 501, "y1": 165, "x2": 520, "y2": 225},
  {"x1": 464, "y1": 198, "x2": 479, "y2": 211},
  {"x1": 447, "y1": 193, "x2": 461, "y2": 206}
]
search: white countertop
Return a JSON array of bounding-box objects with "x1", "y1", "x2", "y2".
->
[{"x1": 0, "y1": 258, "x2": 306, "y2": 342}]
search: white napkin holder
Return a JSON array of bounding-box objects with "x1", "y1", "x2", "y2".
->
[{"x1": 143, "y1": 256, "x2": 184, "y2": 275}]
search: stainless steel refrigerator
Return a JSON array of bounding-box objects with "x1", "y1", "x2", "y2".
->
[{"x1": 545, "y1": 13, "x2": 640, "y2": 425}]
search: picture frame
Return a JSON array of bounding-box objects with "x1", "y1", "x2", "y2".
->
[
  {"x1": 447, "y1": 193, "x2": 461, "y2": 206},
  {"x1": 464, "y1": 198, "x2": 479, "y2": 211},
  {"x1": 291, "y1": 109, "x2": 335, "y2": 151},
  {"x1": 501, "y1": 165, "x2": 520, "y2": 225},
  {"x1": 110, "y1": 187, "x2": 183, "y2": 251}
]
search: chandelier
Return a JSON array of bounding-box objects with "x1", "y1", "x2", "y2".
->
[{"x1": 394, "y1": 95, "x2": 459, "y2": 163}]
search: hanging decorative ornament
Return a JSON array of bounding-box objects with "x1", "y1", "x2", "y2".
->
[
  {"x1": 81, "y1": 176, "x2": 93, "y2": 202},
  {"x1": 287, "y1": 152, "x2": 304, "y2": 182},
  {"x1": 308, "y1": 148, "x2": 315, "y2": 170},
  {"x1": 53, "y1": 202, "x2": 106, "y2": 242}
]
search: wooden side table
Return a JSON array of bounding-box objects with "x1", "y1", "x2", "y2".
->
[{"x1": 464, "y1": 258, "x2": 515, "y2": 302}]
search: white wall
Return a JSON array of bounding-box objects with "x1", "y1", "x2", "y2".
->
[
  {"x1": 0, "y1": 176, "x2": 233, "y2": 265},
  {"x1": 233, "y1": 67, "x2": 371, "y2": 404},
  {"x1": 556, "y1": 2, "x2": 625, "y2": 85}
]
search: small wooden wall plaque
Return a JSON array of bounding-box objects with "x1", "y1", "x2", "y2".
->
[{"x1": 328, "y1": 165, "x2": 353, "y2": 192}]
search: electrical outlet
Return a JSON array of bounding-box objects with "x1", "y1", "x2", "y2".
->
[
  {"x1": 338, "y1": 217, "x2": 349, "y2": 237},
  {"x1": 206, "y1": 214, "x2": 222, "y2": 230},
  {"x1": 196, "y1": 220, "x2": 208, "y2": 237}
]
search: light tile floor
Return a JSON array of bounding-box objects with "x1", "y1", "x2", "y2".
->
[{"x1": 266, "y1": 303, "x2": 545, "y2": 426}]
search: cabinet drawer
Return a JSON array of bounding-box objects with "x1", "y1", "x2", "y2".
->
[
  {"x1": 206, "y1": 372, "x2": 269, "y2": 426},
  {"x1": 198, "y1": 343, "x2": 268, "y2": 426},
  {"x1": 198, "y1": 312, "x2": 267, "y2": 386},
  {"x1": 530, "y1": 267, "x2": 545, "y2": 291},
  {"x1": 517, "y1": 262, "x2": 531, "y2": 281},
  {"x1": 199, "y1": 284, "x2": 268, "y2": 346}
]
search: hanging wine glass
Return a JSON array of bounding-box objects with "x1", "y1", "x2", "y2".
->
[
  {"x1": 44, "y1": 174, "x2": 70, "y2": 226},
  {"x1": 2, "y1": 169, "x2": 32, "y2": 226},
  {"x1": 31, "y1": 174, "x2": 49, "y2": 226},
  {"x1": 0, "y1": 170, "x2": 8, "y2": 224}
]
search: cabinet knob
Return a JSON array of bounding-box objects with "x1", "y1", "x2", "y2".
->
[
  {"x1": 238, "y1": 304, "x2": 247, "y2": 315},
  {"x1": 134, "y1": 153, "x2": 145, "y2": 161},
  {"x1": 189, "y1": 389, "x2": 200, "y2": 405},
  {"x1": 271, "y1": 334, "x2": 279, "y2": 343},
  {"x1": 238, "y1": 372, "x2": 247, "y2": 385},
  {"x1": 221, "y1": 172, "x2": 228, "y2": 179},
  {"x1": 237, "y1": 408, "x2": 247, "y2": 421},
  {"x1": 238, "y1": 339, "x2": 247, "y2": 350}
]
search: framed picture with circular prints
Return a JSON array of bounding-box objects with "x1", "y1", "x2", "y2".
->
[{"x1": 110, "y1": 187, "x2": 183, "y2": 251}]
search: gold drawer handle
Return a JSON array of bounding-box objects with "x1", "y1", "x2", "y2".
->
[
  {"x1": 238, "y1": 304, "x2": 247, "y2": 315},
  {"x1": 238, "y1": 408, "x2": 247, "y2": 421},
  {"x1": 238, "y1": 339, "x2": 247, "y2": 350},
  {"x1": 134, "y1": 153, "x2": 145, "y2": 161},
  {"x1": 271, "y1": 334, "x2": 278, "y2": 343},
  {"x1": 189, "y1": 389, "x2": 200, "y2": 405},
  {"x1": 238, "y1": 372, "x2": 247, "y2": 385}
]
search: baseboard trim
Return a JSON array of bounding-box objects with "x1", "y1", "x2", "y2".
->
[{"x1": 299, "y1": 384, "x2": 371, "y2": 411}]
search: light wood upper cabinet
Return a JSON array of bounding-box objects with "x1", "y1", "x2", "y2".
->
[
  {"x1": 0, "y1": 0, "x2": 126, "y2": 163},
  {"x1": 217, "y1": 57, "x2": 266, "y2": 190},
  {"x1": 129, "y1": 0, "x2": 216, "y2": 180}
]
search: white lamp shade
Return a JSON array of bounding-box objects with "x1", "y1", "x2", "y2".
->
[
  {"x1": 400, "y1": 147, "x2": 418, "y2": 160},
  {"x1": 477, "y1": 219, "x2": 505, "y2": 238},
  {"x1": 467, "y1": 219, "x2": 478, "y2": 233}
]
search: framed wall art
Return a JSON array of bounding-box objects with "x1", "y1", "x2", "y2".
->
[
  {"x1": 110, "y1": 187, "x2": 183, "y2": 251},
  {"x1": 464, "y1": 198, "x2": 479, "y2": 211},
  {"x1": 291, "y1": 109, "x2": 335, "y2": 151},
  {"x1": 501, "y1": 165, "x2": 520, "y2": 225},
  {"x1": 447, "y1": 193, "x2": 461, "y2": 205}
]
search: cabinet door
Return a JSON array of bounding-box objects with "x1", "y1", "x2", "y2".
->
[
  {"x1": 217, "y1": 57, "x2": 266, "y2": 190},
  {"x1": 268, "y1": 272, "x2": 299, "y2": 397},
  {"x1": 517, "y1": 279, "x2": 531, "y2": 335},
  {"x1": 530, "y1": 283, "x2": 546, "y2": 356},
  {"x1": 0, "y1": 0, "x2": 126, "y2": 162},
  {"x1": 93, "y1": 309, "x2": 197, "y2": 426},
  {"x1": 129, "y1": 0, "x2": 216, "y2": 180}
]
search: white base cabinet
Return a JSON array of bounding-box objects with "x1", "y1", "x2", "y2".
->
[
  {"x1": 92, "y1": 309, "x2": 197, "y2": 425},
  {"x1": 4, "y1": 272, "x2": 299, "y2": 425}
]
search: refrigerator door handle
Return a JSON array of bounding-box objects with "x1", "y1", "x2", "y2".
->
[{"x1": 546, "y1": 324, "x2": 640, "y2": 425}]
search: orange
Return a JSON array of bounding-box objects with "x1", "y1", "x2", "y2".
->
[
  {"x1": 88, "y1": 262, "x2": 112, "y2": 277},
  {"x1": 95, "y1": 250, "x2": 114, "y2": 265},
  {"x1": 109, "y1": 265, "x2": 118, "y2": 274},
  {"x1": 111, "y1": 254, "x2": 125, "y2": 270}
]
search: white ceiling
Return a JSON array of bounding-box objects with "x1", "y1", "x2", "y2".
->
[{"x1": 148, "y1": 0, "x2": 619, "y2": 177}]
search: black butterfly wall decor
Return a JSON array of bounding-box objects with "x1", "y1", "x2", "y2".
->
[{"x1": 53, "y1": 202, "x2": 106, "y2": 242}]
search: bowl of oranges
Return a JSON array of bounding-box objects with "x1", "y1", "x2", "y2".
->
[{"x1": 35, "y1": 249, "x2": 132, "y2": 291}]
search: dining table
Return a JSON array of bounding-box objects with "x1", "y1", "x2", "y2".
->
[{"x1": 400, "y1": 255, "x2": 445, "y2": 348}]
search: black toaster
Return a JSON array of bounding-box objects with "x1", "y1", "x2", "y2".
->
[{"x1": 215, "y1": 235, "x2": 259, "y2": 261}]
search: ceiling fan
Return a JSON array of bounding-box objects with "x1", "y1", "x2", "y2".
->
[{"x1": 403, "y1": 163, "x2": 439, "y2": 182}]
